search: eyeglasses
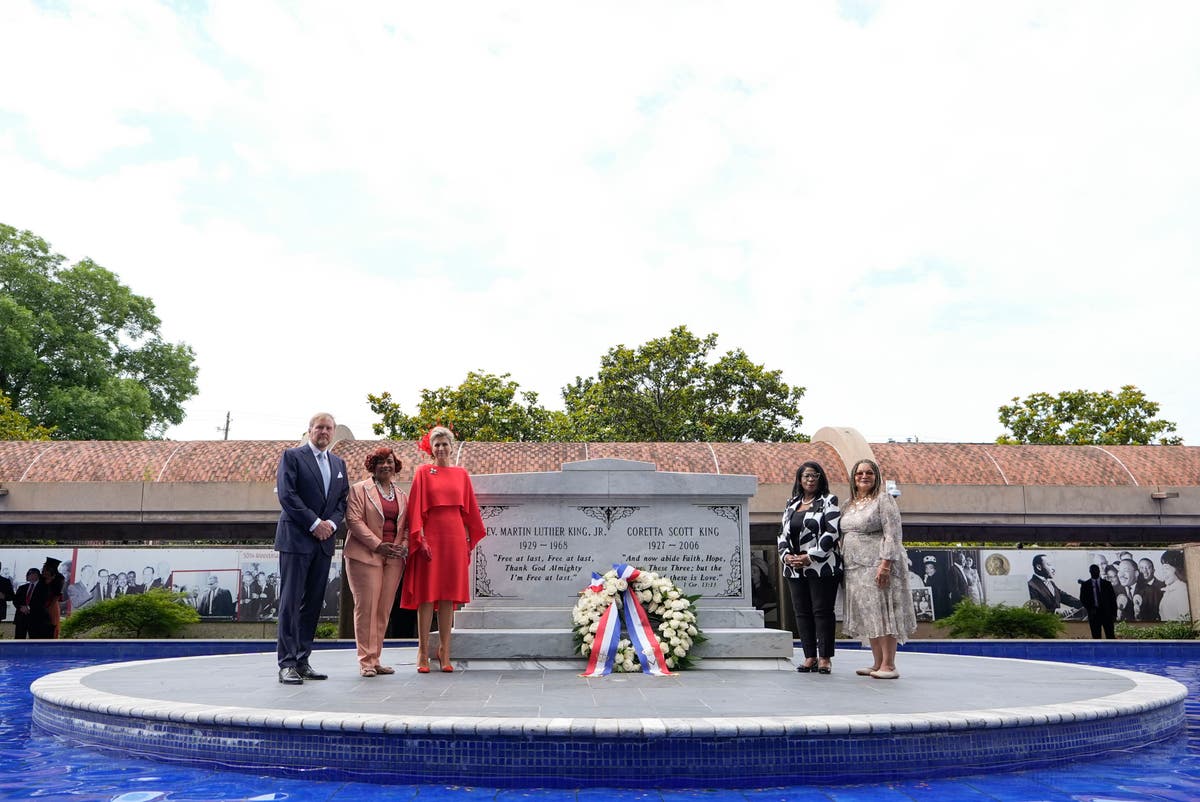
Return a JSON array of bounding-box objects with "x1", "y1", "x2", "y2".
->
[
  {"x1": 800, "y1": 473, "x2": 821, "y2": 479},
  {"x1": 854, "y1": 470, "x2": 875, "y2": 477}
]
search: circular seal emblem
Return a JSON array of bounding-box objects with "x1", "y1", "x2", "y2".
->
[{"x1": 985, "y1": 553, "x2": 1010, "y2": 576}]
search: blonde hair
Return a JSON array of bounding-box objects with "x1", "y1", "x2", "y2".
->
[
  {"x1": 428, "y1": 425, "x2": 455, "y2": 446},
  {"x1": 308, "y1": 412, "x2": 336, "y2": 428}
]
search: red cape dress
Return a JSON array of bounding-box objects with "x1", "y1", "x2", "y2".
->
[{"x1": 400, "y1": 464, "x2": 487, "y2": 607}]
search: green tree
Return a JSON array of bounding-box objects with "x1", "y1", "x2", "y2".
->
[
  {"x1": 997, "y1": 386, "x2": 1182, "y2": 445},
  {"x1": 0, "y1": 390, "x2": 53, "y2": 440},
  {"x1": 369, "y1": 370, "x2": 569, "y2": 441},
  {"x1": 0, "y1": 223, "x2": 198, "y2": 439},
  {"x1": 561, "y1": 325, "x2": 806, "y2": 442}
]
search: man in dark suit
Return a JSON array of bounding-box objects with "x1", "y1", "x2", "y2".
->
[
  {"x1": 274, "y1": 412, "x2": 349, "y2": 685},
  {"x1": 66, "y1": 563, "x2": 97, "y2": 613},
  {"x1": 0, "y1": 562, "x2": 15, "y2": 624},
  {"x1": 1135, "y1": 558, "x2": 1165, "y2": 621},
  {"x1": 198, "y1": 575, "x2": 235, "y2": 617},
  {"x1": 1027, "y1": 554, "x2": 1082, "y2": 616},
  {"x1": 1115, "y1": 558, "x2": 1141, "y2": 622},
  {"x1": 1078, "y1": 563, "x2": 1118, "y2": 638},
  {"x1": 14, "y1": 568, "x2": 49, "y2": 639}
]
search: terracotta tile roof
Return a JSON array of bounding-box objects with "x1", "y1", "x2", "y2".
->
[
  {"x1": 458, "y1": 442, "x2": 589, "y2": 476},
  {"x1": 708, "y1": 442, "x2": 847, "y2": 484},
  {"x1": 872, "y1": 443, "x2": 1007, "y2": 485},
  {"x1": 983, "y1": 445, "x2": 1140, "y2": 486},
  {"x1": 1087, "y1": 445, "x2": 1200, "y2": 487},
  {"x1": 0, "y1": 440, "x2": 1196, "y2": 487},
  {"x1": 8, "y1": 440, "x2": 181, "y2": 482}
]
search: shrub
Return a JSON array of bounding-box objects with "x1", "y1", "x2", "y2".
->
[
  {"x1": 1115, "y1": 620, "x2": 1198, "y2": 640},
  {"x1": 935, "y1": 600, "x2": 1064, "y2": 639},
  {"x1": 60, "y1": 588, "x2": 201, "y2": 638},
  {"x1": 315, "y1": 622, "x2": 338, "y2": 640}
]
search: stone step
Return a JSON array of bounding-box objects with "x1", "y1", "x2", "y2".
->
[
  {"x1": 454, "y1": 606, "x2": 766, "y2": 629},
  {"x1": 430, "y1": 627, "x2": 794, "y2": 662}
]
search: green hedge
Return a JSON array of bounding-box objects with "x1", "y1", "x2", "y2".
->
[
  {"x1": 60, "y1": 588, "x2": 200, "y2": 638},
  {"x1": 935, "y1": 600, "x2": 1065, "y2": 639}
]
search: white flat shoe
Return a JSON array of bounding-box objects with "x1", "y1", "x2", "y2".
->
[
  {"x1": 856, "y1": 667, "x2": 878, "y2": 676},
  {"x1": 869, "y1": 669, "x2": 899, "y2": 679}
]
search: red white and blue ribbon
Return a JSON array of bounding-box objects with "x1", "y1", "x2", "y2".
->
[{"x1": 581, "y1": 564, "x2": 673, "y2": 678}]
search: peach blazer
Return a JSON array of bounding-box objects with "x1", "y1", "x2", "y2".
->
[{"x1": 344, "y1": 479, "x2": 409, "y2": 566}]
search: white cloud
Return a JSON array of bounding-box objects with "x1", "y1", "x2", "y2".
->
[{"x1": 0, "y1": 1, "x2": 1196, "y2": 444}]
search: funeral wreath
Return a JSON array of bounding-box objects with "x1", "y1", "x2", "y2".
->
[{"x1": 572, "y1": 565, "x2": 705, "y2": 673}]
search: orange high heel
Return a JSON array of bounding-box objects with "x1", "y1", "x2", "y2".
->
[{"x1": 438, "y1": 646, "x2": 453, "y2": 672}]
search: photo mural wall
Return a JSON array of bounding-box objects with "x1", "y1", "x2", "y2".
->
[
  {"x1": 0, "y1": 546, "x2": 1189, "y2": 624},
  {"x1": 0, "y1": 547, "x2": 342, "y2": 624}
]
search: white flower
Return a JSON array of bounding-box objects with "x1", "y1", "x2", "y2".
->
[
  {"x1": 583, "y1": 633, "x2": 594, "y2": 644},
  {"x1": 615, "y1": 579, "x2": 628, "y2": 591},
  {"x1": 666, "y1": 657, "x2": 676, "y2": 669},
  {"x1": 589, "y1": 622, "x2": 599, "y2": 633},
  {"x1": 673, "y1": 645, "x2": 686, "y2": 657},
  {"x1": 582, "y1": 645, "x2": 591, "y2": 656},
  {"x1": 667, "y1": 590, "x2": 680, "y2": 600},
  {"x1": 688, "y1": 625, "x2": 698, "y2": 636},
  {"x1": 639, "y1": 590, "x2": 652, "y2": 602}
]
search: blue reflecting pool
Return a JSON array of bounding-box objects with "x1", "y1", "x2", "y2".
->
[{"x1": 2, "y1": 644, "x2": 1197, "y2": 801}]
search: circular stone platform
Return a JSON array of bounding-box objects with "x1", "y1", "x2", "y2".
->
[{"x1": 30, "y1": 649, "x2": 1186, "y2": 788}]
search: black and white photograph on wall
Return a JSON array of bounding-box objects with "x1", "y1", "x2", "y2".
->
[
  {"x1": 982, "y1": 550, "x2": 1088, "y2": 620},
  {"x1": 905, "y1": 549, "x2": 981, "y2": 620},
  {"x1": 173, "y1": 569, "x2": 239, "y2": 618},
  {"x1": 70, "y1": 548, "x2": 182, "y2": 610},
  {"x1": 912, "y1": 586, "x2": 935, "y2": 622},
  {"x1": 323, "y1": 559, "x2": 342, "y2": 619},
  {"x1": 1087, "y1": 549, "x2": 1191, "y2": 622},
  {"x1": 237, "y1": 550, "x2": 280, "y2": 622}
]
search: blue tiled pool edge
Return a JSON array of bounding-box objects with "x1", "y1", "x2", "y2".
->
[
  {"x1": 27, "y1": 696, "x2": 1187, "y2": 788},
  {"x1": 23, "y1": 640, "x2": 1191, "y2": 789}
]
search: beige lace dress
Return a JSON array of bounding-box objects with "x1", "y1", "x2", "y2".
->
[{"x1": 840, "y1": 492, "x2": 917, "y2": 643}]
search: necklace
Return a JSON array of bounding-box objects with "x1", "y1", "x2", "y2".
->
[{"x1": 374, "y1": 481, "x2": 395, "y2": 501}]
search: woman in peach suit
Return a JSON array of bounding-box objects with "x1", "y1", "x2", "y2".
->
[{"x1": 344, "y1": 446, "x2": 409, "y2": 677}]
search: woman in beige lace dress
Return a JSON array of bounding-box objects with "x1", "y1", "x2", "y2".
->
[{"x1": 841, "y1": 459, "x2": 916, "y2": 679}]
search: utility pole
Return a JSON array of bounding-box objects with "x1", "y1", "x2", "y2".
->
[{"x1": 218, "y1": 411, "x2": 231, "y2": 440}]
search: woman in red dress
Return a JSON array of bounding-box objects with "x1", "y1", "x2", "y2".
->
[{"x1": 401, "y1": 427, "x2": 486, "y2": 673}]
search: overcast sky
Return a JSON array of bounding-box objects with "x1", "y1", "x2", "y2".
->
[{"x1": 2, "y1": 1, "x2": 1196, "y2": 445}]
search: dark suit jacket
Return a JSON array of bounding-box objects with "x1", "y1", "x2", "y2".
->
[
  {"x1": 1078, "y1": 577, "x2": 1118, "y2": 622},
  {"x1": 15, "y1": 580, "x2": 52, "y2": 634},
  {"x1": 199, "y1": 587, "x2": 235, "y2": 617},
  {"x1": 1028, "y1": 576, "x2": 1081, "y2": 612},
  {"x1": 274, "y1": 445, "x2": 349, "y2": 556},
  {"x1": 0, "y1": 575, "x2": 14, "y2": 620}
]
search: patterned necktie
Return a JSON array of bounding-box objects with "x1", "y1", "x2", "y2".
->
[{"x1": 317, "y1": 451, "x2": 331, "y2": 494}]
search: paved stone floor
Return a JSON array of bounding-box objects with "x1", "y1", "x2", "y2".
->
[{"x1": 70, "y1": 647, "x2": 1140, "y2": 721}]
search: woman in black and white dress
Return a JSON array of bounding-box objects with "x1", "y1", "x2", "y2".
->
[{"x1": 777, "y1": 461, "x2": 841, "y2": 674}]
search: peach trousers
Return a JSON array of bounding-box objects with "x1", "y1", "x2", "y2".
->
[{"x1": 344, "y1": 555, "x2": 405, "y2": 669}]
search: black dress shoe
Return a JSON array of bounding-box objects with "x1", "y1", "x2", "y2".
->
[
  {"x1": 296, "y1": 663, "x2": 328, "y2": 680},
  {"x1": 278, "y1": 666, "x2": 303, "y2": 685}
]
